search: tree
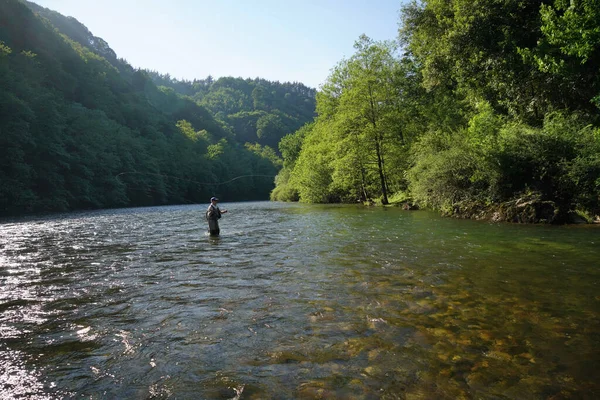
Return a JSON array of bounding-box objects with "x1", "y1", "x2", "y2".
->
[
  {"x1": 400, "y1": 0, "x2": 594, "y2": 122},
  {"x1": 519, "y1": 0, "x2": 600, "y2": 114},
  {"x1": 288, "y1": 122, "x2": 336, "y2": 203},
  {"x1": 322, "y1": 35, "x2": 405, "y2": 203}
]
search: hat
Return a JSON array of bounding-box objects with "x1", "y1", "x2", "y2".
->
[{"x1": 210, "y1": 197, "x2": 219, "y2": 201}]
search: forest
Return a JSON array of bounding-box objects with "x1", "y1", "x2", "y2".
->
[
  {"x1": 1, "y1": 0, "x2": 599, "y2": 223},
  {"x1": 272, "y1": 0, "x2": 600, "y2": 223},
  {"x1": 0, "y1": 0, "x2": 315, "y2": 216}
]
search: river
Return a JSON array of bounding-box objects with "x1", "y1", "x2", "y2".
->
[{"x1": 1, "y1": 201, "x2": 599, "y2": 399}]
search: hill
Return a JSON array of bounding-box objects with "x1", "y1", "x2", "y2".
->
[
  {"x1": 147, "y1": 74, "x2": 317, "y2": 152},
  {"x1": 0, "y1": 0, "x2": 315, "y2": 215}
]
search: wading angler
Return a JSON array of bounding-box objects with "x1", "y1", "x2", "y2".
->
[{"x1": 205, "y1": 197, "x2": 227, "y2": 236}]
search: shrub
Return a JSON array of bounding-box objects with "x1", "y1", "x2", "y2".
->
[
  {"x1": 495, "y1": 113, "x2": 600, "y2": 220},
  {"x1": 407, "y1": 110, "x2": 600, "y2": 221}
]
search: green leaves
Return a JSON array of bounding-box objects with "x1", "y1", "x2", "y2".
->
[
  {"x1": 539, "y1": 0, "x2": 600, "y2": 63},
  {"x1": 403, "y1": 0, "x2": 600, "y2": 121},
  {"x1": 0, "y1": 41, "x2": 12, "y2": 56},
  {"x1": 274, "y1": 35, "x2": 422, "y2": 204}
]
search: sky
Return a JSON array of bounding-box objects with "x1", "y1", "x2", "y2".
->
[{"x1": 31, "y1": 0, "x2": 406, "y2": 89}]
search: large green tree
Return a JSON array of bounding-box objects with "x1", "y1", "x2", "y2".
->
[
  {"x1": 276, "y1": 36, "x2": 422, "y2": 204},
  {"x1": 401, "y1": 0, "x2": 600, "y2": 123}
]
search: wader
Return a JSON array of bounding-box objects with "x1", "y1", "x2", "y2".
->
[
  {"x1": 208, "y1": 218, "x2": 220, "y2": 236},
  {"x1": 206, "y1": 204, "x2": 221, "y2": 236}
]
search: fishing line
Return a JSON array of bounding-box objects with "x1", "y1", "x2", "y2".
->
[{"x1": 115, "y1": 172, "x2": 277, "y2": 187}]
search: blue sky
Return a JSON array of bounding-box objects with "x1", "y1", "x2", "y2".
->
[{"x1": 32, "y1": 0, "x2": 405, "y2": 88}]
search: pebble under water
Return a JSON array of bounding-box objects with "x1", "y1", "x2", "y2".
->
[{"x1": 1, "y1": 202, "x2": 599, "y2": 399}]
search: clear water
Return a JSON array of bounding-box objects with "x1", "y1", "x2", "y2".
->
[{"x1": 1, "y1": 202, "x2": 599, "y2": 399}]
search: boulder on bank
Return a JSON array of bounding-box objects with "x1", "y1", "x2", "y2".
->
[
  {"x1": 492, "y1": 194, "x2": 557, "y2": 223},
  {"x1": 448, "y1": 192, "x2": 560, "y2": 223}
]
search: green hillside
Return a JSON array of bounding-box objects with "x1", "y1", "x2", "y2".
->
[
  {"x1": 148, "y1": 74, "x2": 316, "y2": 152},
  {"x1": 0, "y1": 0, "x2": 315, "y2": 215}
]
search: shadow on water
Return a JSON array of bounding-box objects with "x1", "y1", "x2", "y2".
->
[{"x1": 1, "y1": 202, "x2": 599, "y2": 398}]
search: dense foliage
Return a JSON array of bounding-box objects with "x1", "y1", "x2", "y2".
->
[
  {"x1": 0, "y1": 0, "x2": 295, "y2": 216},
  {"x1": 146, "y1": 74, "x2": 316, "y2": 152},
  {"x1": 272, "y1": 0, "x2": 600, "y2": 223},
  {"x1": 2, "y1": 0, "x2": 598, "y2": 223}
]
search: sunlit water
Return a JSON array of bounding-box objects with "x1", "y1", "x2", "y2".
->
[{"x1": 1, "y1": 202, "x2": 599, "y2": 399}]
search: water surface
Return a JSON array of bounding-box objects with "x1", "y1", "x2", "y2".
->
[{"x1": 1, "y1": 202, "x2": 599, "y2": 399}]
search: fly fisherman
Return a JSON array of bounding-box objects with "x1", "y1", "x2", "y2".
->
[{"x1": 206, "y1": 197, "x2": 227, "y2": 236}]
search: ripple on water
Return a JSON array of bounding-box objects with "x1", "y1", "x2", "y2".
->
[{"x1": 1, "y1": 203, "x2": 599, "y2": 398}]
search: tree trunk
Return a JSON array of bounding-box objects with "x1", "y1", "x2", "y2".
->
[{"x1": 375, "y1": 140, "x2": 388, "y2": 204}]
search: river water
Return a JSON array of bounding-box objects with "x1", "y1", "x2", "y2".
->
[{"x1": 0, "y1": 202, "x2": 599, "y2": 399}]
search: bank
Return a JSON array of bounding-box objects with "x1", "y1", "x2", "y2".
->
[{"x1": 383, "y1": 192, "x2": 600, "y2": 224}]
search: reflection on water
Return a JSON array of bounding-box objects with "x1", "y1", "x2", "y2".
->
[{"x1": 1, "y1": 202, "x2": 599, "y2": 399}]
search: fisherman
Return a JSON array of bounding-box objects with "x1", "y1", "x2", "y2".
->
[{"x1": 206, "y1": 197, "x2": 227, "y2": 236}]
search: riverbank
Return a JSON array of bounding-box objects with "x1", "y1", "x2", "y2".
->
[{"x1": 382, "y1": 192, "x2": 599, "y2": 224}]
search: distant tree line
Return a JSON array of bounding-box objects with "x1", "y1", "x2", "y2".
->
[
  {"x1": 0, "y1": 0, "x2": 315, "y2": 216},
  {"x1": 146, "y1": 73, "x2": 317, "y2": 152},
  {"x1": 272, "y1": 0, "x2": 600, "y2": 223}
]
